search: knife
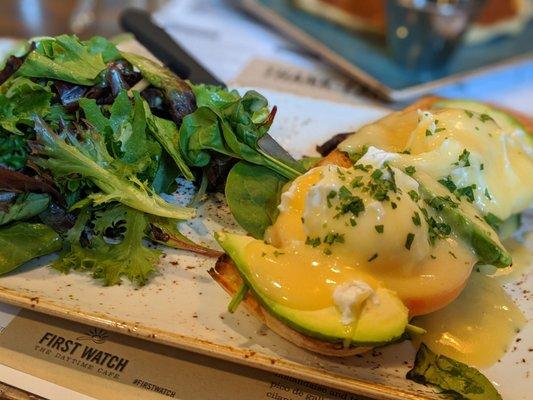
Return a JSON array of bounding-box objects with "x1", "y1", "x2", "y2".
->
[{"x1": 119, "y1": 8, "x2": 299, "y2": 166}]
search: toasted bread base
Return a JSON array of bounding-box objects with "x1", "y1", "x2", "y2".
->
[{"x1": 209, "y1": 255, "x2": 371, "y2": 356}]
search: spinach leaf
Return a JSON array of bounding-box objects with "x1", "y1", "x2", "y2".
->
[
  {"x1": 0, "y1": 192, "x2": 50, "y2": 225},
  {"x1": 180, "y1": 86, "x2": 302, "y2": 180},
  {"x1": 225, "y1": 161, "x2": 287, "y2": 239},
  {"x1": 0, "y1": 222, "x2": 62, "y2": 275},
  {"x1": 54, "y1": 205, "x2": 161, "y2": 286},
  {"x1": 17, "y1": 35, "x2": 114, "y2": 85},
  {"x1": 407, "y1": 344, "x2": 502, "y2": 400}
]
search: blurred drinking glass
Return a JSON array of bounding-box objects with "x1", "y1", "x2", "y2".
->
[{"x1": 386, "y1": 0, "x2": 486, "y2": 72}]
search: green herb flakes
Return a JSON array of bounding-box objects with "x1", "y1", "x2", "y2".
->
[
  {"x1": 412, "y1": 211, "x2": 421, "y2": 226},
  {"x1": 326, "y1": 190, "x2": 337, "y2": 208},
  {"x1": 438, "y1": 176, "x2": 457, "y2": 193},
  {"x1": 479, "y1": 113, "x2": 494, "y2": 123},
  {"x1": 305, "y1": 237, "x2": 321, "y2": 248},
  {"x1": 323, "y1": 232, "x2": 345, "y2": 245},
  {"x1": 405, "y1": 166, "x2": 416, "y2": 176},
  {"x1": 368, "y1": 253, "x2": 378, "y2": 262},
  {"x1": 405, "y1": 233, "x2": 415, "y2": 250},
  {"x1": 456, "y1": 184, "x2": 477, "y2": 203},
  {"x1": 408, "y1": 190, "x2": 420, "y2": 202}
]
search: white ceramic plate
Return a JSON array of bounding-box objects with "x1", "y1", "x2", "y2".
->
[{"x1": 0, "y1": 89, "x2": 530, "y2": 400}]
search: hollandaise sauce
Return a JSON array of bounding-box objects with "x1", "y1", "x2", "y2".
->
[
  {"x1": 412, "y1": 272, "x2": 527, "y2": 367},
  {"x1": 339, "y1": 108, "x2": 533, "y2": 221},
  {"x1": 257, "y1": 163, "x2": 477, "y2": 319}
]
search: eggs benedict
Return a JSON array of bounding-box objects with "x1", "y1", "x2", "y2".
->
[{"x1": 210, "y1": 98, "x2": 532, "y2": 356}]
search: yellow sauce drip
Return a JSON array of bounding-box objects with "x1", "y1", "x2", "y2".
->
[
  {"x1": 246, "y1": 240, "x2": 378, "y2": 310},
  {"x1": 412, "y1": 272, "x2": 526, "y2": 367}
]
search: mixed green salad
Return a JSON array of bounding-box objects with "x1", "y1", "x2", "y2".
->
[{"x1": 0, "y1": 34, "x2": 304, "y2": 285}]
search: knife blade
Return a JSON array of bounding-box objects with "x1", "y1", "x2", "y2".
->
[
  {"x1": 119, "y1": 8, "x2": 298, "y2": 165},
  {"x1": 119, "y1": 8, "x2": 223, "y2": 85}
]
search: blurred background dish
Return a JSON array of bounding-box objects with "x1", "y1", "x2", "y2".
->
[
  {"x1": 293, "y1": 0, "x2": 532, "y2": 44},
  {"x1": 385, "y1": 0, "x2": 487, "y2": 71},
  {"x1": 240, "y1": 0, "x2": 533, "y2": 99}
]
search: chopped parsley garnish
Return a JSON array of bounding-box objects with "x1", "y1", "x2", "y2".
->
[
  {"x1": 354, "y1": 164, "x2": 371, "y2": 172},
  {"x1": 349, "y1": 217, "x2": 357, "y2": 226},
  {"x1": 326, "y1": 190, "x2": 337, "y2": 208},
  {"x1": 456, "y1": 184, "x2": 477, "y2": 203},
  {"x1": 423, "y1": 211, "x2": 452, "y2": 245},
  {"x1": 323, "y1": 248, "x2": 332, "y2": 255},
  {"x1": 455, "y1": 149, "x2": 471, "y2": 167},
  {"x1": 401, "y1": 149, "x2": 411, "y2": 154},
  {"x1": 375, "y1": 225, "x2": 384, "y2": 233},
  {"x1": 438, "y1": 176, "x2": 457, "y2": 193},
  {"x1": 484, "y1": 188, "x2": 491, "y2": 200},
  {"x1": 336, "y1": 167, "x2": 347, "y2": 181},
  {"x1": 479, "y1": 113, "x2": 494, "y2": 123},
  {"x1": 430, "y1": 255, "x2": 437, "y2": 259},
  {"x1": 391, "y1": 201, "x2": 398, "y2": 209},
  {"x1": 464, "y1": 110, "x2": 473, "y2": 118},
  {"x1": 371, "y1": 169, "x2": 383, "y2": 180},
  {"x1": 323, "y1": 232, "x2": 345, "y2": 245},
  {"x1": 368, "y1": 253, "x2": 378, "y2": 262},
  {"x1": 335, "y1": 195, "x2": 365, "y2": 219},
  {"x1": 408, "y1": 190, "x2": 420, "y2": 202},
  {"x1": 449, "y1": 251, "x2": 457, "y2": 259},
  {"x1": 412, "y1": 211, "x2": 421, "y2": 226},
  {"x1": 273, "y1": 251, "x2": 284, "y2": 257},
  {"x1": 305, "y1": 236, "x2": 321, "y2": 247},
  {"x1": 434, "y1": 127, "x2": 446, "y2": 133},
  {"x1": 351, "y1": 175, "x2": 364, "y2": 188},
  {"x1": 365, "y1": 167, "x2": 397, "y2": 202},
  {"x1": 480, "y1": 163, "x2": 484, "y2": 171},
  {"x1": 425, "y1": 129, "x2": 433, "y2": 137},
  {"x1": 338, "y1": 185, "x2": 352, "y2": 200},
  {"x1": 405, "y1": 233, "x2": 415, "y2": 250},
  {"x1": 405, "y1": 166, "x2": 416, "y2": 176}
]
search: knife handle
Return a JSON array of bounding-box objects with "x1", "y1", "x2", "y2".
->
[{"x1": 119, "y1": 8, "x2": 224, "y2": 86}]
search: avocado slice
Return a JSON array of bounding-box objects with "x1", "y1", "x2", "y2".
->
[
  {"x1": 413, "y1": 175, "x2": 512, "y2": 268},
  {"x1": 215, "y1": 232, "x2": 409, "y2": 346},
  {"x1": 433, "y1": 99, "x2": 531, "y2": 143}
]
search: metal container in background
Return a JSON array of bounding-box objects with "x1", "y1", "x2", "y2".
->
[{"x1": 386, "y1": 0, "x2": 486, "y2": 72}]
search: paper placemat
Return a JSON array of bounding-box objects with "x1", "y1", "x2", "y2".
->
[{"x1": 0, "y1": 308, "x2": 371, "y2": 400}]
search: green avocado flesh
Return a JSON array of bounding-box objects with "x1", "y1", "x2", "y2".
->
[
  {"x1": 434, "y1": 99, "x2": 531, "y2": 138},
  {"x1": 412, "y1": 173, "x2": 512, "y2": 268},
  {"x1": 215, "y1": 232, "x2": 409, "y2": 346}
]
